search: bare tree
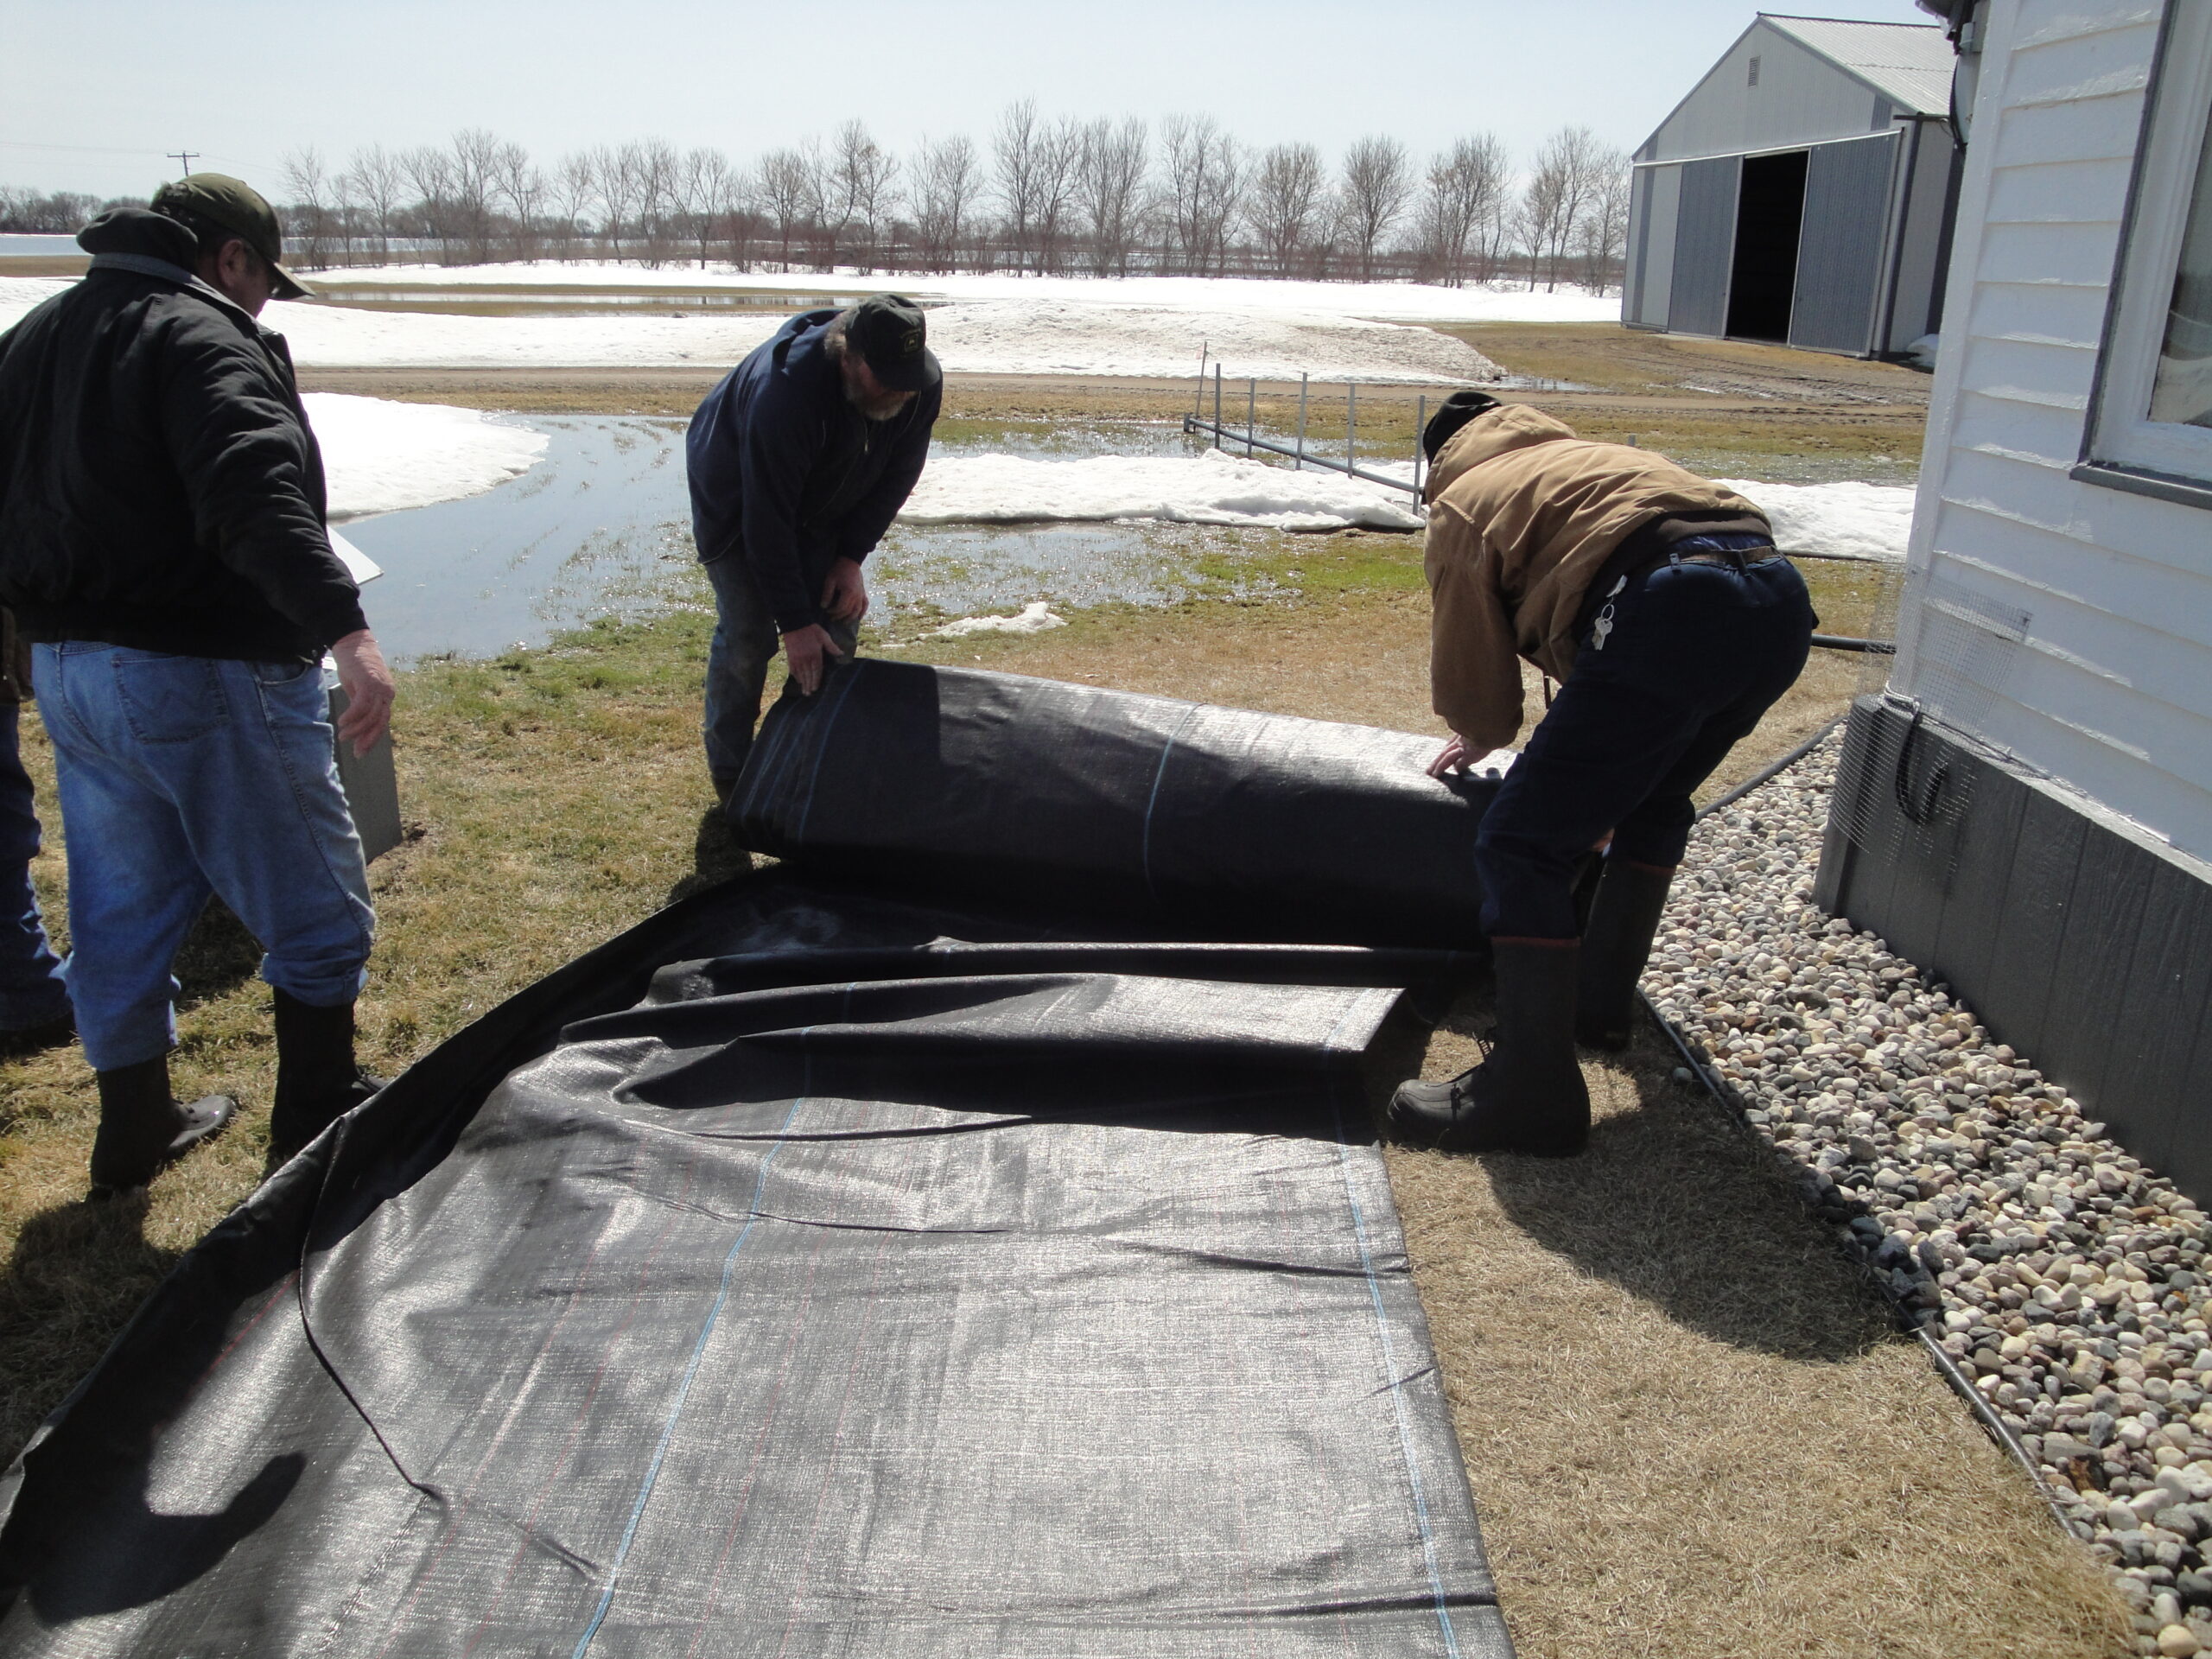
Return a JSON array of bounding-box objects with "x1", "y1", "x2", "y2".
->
[
  {"x1": 1074, "y1": 118, "x2": 1147, "y2": 276},
  {"x1": 342, "y1": 145, "x2": 402, "y2": 260},
  {"x1": 591, "y1": 143, "x2": 639, "y2": 262},
  {"x1": 1160, "y1": 115, "x2": 1243, "y2": 276},
  {"x1": 620, "y1": 139, "x2": 679, "y2": 264},
  {"x1": 279, "y1": 145, "x2": 334, "y2": 269},
  {"x1": 758, "y1": 147, "x2": 810, "y2": 270},
  {"x1": 443, "y1": 128, "x2": 500, "y2": 263},
  {"x1": 1522, "y1": 126, "x2": 1609, "y2": 291},
  {"x1": 1417, "y1": 134, "x2": 1509, "y2": 288},
  {"x1": 1338, "y1": 136, "x2": 1414, "y2": 283},
  {"x1": 1248, "y1": 142, "x2": 1324, "y2": 277},
  {"x1": 910, "y1": 133, "x2": 981, "y2": 274},
  {"x1": 1574, "y1": 145, "x2": 1631, "y2": 292},
  {"x1": 548, "y1": 150, "x2": 596, "y2": 261},
  {"x1": 993, "y1": 99, "x2": 1047, "y2": 273},
  {"x1": 400, "y1": 144, "x2": 455, "y2": 262},
  {"x1": 716, "y1": 159, "x2": 760, "y2": 270},
  {"x1": 677, "y1": 148, "x2": 734, "y2": 268},
  {"x1": 492, "y1": 139, "x2": 542, "y2": 262},
  {"x1": 832, "y1": 121, "x2": 899, "y2": 273}
]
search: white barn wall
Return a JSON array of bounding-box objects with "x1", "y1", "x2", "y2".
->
[
  {"x1": 1641, "y1": 17, "x2": 1902, "y2": 163},
  {"x1": 1897, "y1": 0, "x2": 2212, "y2": 860}
]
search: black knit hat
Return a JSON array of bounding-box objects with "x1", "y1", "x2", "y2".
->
[{"x1": 1421, "y1": 391, "x2": 1503, "y2": 461}]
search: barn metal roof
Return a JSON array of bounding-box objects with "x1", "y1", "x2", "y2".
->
[{"x1": 1760, "y1": 14, "x2": 1955, "y2": 114}]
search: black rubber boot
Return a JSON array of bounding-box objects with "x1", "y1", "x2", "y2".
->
[
  {"x1": 1573, "y1": 859, "x2": 1675, "y2": 1052},
  {"x1": 88, "y1": 1056, "x2": 237, "y2": 1198},
  {"x1": 269, "y1": 991, "x2": 389, "y2": 1168},
  {"x1": 1389, "y1": 941, "x2": 1590, "y2": 1156}
]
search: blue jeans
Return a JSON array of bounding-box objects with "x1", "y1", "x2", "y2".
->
[
  {"x1": 33, "y1": 644, "x2": 375, "y2": 1071},
  {"x1": 0, "y1": 704, "x2": 69, "y2": 1030},
  {"x1": 1476, "y1": 551, "x2": 1816, "y2": 940},
  {"x1": 702, "y1": 555, "x2": 855, "y2": 797}
]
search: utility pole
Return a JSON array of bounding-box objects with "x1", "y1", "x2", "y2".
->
[{"x1": 166, "y1": 150, "x2": 199, "y2": 176}]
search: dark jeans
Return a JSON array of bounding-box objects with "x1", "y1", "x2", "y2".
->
[
  {"x1": 702, "y1": 556, "x2": 857, "y2": 796},
  {"x1": 1476, "y1": 551, "x2": 1816, "y2": 940},
  {"x1": 0, "y1": 704, "x2": 69, "y2": 1030}
]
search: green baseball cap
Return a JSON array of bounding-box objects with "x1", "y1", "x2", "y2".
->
[
  {"x1": 151, "y1": 173, "x2": 312, "y2": 300},
  {"x1": 849, "y1": 294, "x2": 940, "y2": 392}
]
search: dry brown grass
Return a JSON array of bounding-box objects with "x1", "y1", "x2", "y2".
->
[{"x1": 1376, "y1": 1013, "x2": 2131, "y2": 1657}]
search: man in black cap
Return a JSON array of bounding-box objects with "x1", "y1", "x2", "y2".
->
[
  {"x1": 686, "y1": 295, "x2": 942, "y2": 802},
  {"x1": 0, "y1": 175, "x2": 394, "y2": 1195}
]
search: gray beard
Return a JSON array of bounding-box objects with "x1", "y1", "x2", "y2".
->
[{"x1": 844, "y1": 383, "x2": 909, "y2": 422}]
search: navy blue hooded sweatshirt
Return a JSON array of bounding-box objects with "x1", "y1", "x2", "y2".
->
[{"x1": 686, "y1": 308, "x2": 940, "y2": 632}]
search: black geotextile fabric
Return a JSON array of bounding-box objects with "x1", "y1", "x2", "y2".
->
[
  {"x1": 0, "y1": 670, "x2": 1512, "y2": 1658},
  {"x1": 733, "y1": 660, "x2": 1503, "y2": 950}
]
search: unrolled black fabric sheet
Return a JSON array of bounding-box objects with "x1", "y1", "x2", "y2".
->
[{"x1": 0, "y1": 668, "x2": 1511, "y2": 1657}]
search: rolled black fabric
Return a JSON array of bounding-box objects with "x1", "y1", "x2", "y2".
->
[{"x1": 733, "y1": 660, "x2": 1500, "y2": 951}]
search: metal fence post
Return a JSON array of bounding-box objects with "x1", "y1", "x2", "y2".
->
[
  {"x1": 1295, "y1": 372, "x2": 1308, "y2": 471},
  {"x1": 1213, "y1": 364, "x2": 1223, "y2": 451},
  {"x1": 1194, "y1": 343, "x2": 1207, "y2": 420},
  {"x1": 1346, "y1": 382, "x2": 1357, "y2": 477},
  {"x1": 1246, "y1": 377, "x2": 1257, "y2": 457},
  {"x1": 1414, "y1": 393, "x2": 1426, "y2": 496}
]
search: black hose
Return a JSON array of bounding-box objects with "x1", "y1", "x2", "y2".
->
[{"x1": 1697, "y1": 716, "x2": 1844, "y2": 819}]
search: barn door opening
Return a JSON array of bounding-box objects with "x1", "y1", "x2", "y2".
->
[{"x1": 1726, "y1": 149, "x2": 1808, "y2": 342}]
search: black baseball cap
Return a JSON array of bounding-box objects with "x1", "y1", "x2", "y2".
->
[
  {"x1": 151, "y1": 174, "x2": 312, "y2": 300},
  {"x1": 1421, "y1": 391, "x2": 1503, "y2": 461},
  {"x1": 848, "y1": 294, "x2": 940, "y2": 392}
]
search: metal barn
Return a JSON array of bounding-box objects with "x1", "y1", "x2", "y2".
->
[{"x1": 1624, "y1": 14, "x2": 1961, "y2": 358}]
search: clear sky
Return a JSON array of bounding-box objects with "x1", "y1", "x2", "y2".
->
[{"x1": 5, "y1": 0, "x2": 1937, "y2": 200}]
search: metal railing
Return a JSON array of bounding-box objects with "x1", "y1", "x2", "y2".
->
[{"x1": 1183, "y1": 352, "x2": 1898, "y2": 655}]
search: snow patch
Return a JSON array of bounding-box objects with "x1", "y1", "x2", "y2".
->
[
  {"x1": 901, "y1": 450, "x2": 1423, "y2": 533},
  {"x1": 3, "y1": 276, "x2": 1509, "y2": 380},
  {"x1": 303, "y1": 393, "x2": 549, "y2": 518},
  {"x1": 1719, "y1": 478, "x2": 1917, "y2": 563},
  {"x1": 931, "y1": 602, "x2": 1066, "y2": 636},
  {"x1": 311, "y1": 261, "x2": 1623, "y2": 324}
]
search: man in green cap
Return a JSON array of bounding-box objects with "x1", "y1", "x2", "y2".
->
[{"x1": 0, "y1": 175, "x2": 395, "y2": 1196}]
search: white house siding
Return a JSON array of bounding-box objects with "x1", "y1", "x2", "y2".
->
[{"x1": 1897, "y1": 0, "x2": 2212, "y2": 861}]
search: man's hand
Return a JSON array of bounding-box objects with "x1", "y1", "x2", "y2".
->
[
  {"x1": 331, "y1": 629, "x2": 395, "y2": 758},
  {"x1": 1427, "y1": 733, "x2": 1475, "y2": 779},
  {"x1": 780, "y1": 623, "x2": 849, "y2": 696},
  {"x1": 820, "y1": 557, "x2": 868, "y2": 625}
]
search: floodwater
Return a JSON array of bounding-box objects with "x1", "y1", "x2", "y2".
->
[{"x1": 341, "y1": 415, "x2": 1271, "y2": 660}]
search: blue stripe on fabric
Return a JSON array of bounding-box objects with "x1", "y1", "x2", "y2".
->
[
  {"x1": 1139, "y1": 706, "x2": 1201, "y2": 901},
  {"x1": 570, "y1": 1008, "x2": 835, "y2": 1657},
  {"x1": 1330, "y1": 1092, "x2": 1463, "y2": 1657}
]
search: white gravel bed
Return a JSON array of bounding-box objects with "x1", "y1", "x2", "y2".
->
[{"x1": 1648, "y1": 734, "x2": 2212, "y2": 1656}]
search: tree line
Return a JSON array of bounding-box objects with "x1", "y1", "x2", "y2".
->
[{"x1": 3, "y1": 110, "x2": 1631, "y2": 291}]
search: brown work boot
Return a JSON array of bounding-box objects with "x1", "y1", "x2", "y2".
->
[
  {"x1": 88, "y1": 1055, "x2": 237, "y2": 1199},
  {"x1": 1574, "y1": 859, "x2": 1675, "y2": 1052},
  {"x1": 1389, "y1": 941, "x2": 1590, "y2": 1157}
]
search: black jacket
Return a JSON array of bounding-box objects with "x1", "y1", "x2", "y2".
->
[
  {"x1": 0, "y1": 207, "x2": 366, "y2": 662},
  {"x1": 686, "y1": 309, "x2": 939, "y2": 632}
]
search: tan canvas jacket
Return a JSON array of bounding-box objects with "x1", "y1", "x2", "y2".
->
[{"x1": 1421, "y1": 404, "x2": 1769, "y2": 750}]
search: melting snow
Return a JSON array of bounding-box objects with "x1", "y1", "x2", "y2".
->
[
  {"x1": 931, "y1": 602, "x2": 1068, "y2": 637},
  {"x1": 304, "y1": 393, "x2": 549, "y2": 518},
  {"x1": 1719, "y1": 477, "x2": 1916, "y2": 563},
  {"x1": 902, "y1": 450, "x2": 1423, "y2": 533}
]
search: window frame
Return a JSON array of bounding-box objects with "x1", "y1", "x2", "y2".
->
[{"x1": 2081, "y1": 0, "x2": 2212, "y2": 503}]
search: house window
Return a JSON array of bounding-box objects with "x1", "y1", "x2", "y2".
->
[
  {"x1": 2084, "y1": 3, "x2": 2212, "y2": 500},
  {"x1": 1747, "y1": 55, "x2": 1761, "y2": 86}
]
